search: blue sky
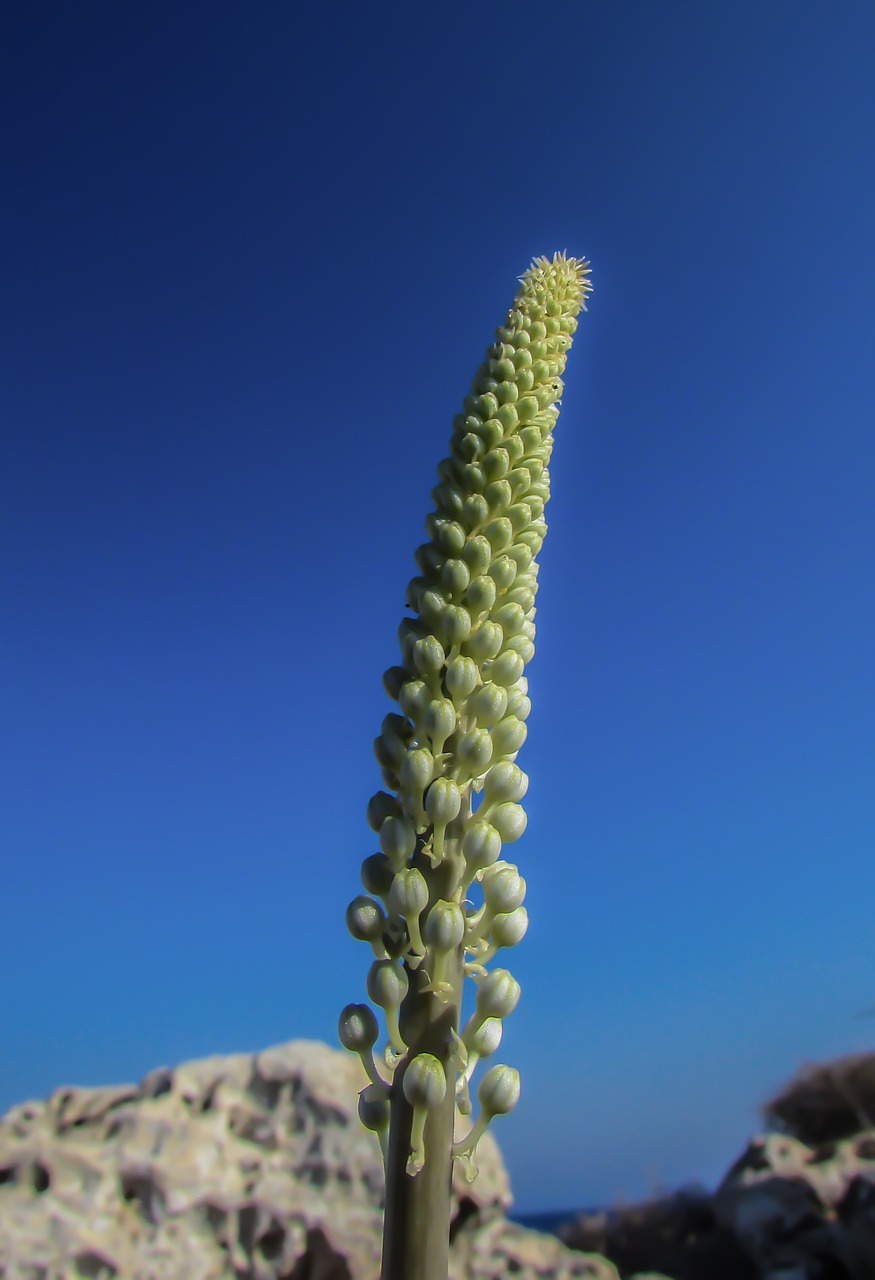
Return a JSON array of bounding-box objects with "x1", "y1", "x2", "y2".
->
[{"x1": 3, "y1": 2, "x2": 874, "y2": 1214}]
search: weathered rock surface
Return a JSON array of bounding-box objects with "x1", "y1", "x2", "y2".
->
[
  {"x1": 0, "y1": 1039, "x2": 612, "y2": 1280},
  {"x1": 560, "y1": 1053, "x2": 875, "y2": 1280}
]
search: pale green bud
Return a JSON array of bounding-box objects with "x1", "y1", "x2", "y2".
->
[
  {"x1": 403, "y1": 1053, "x2": 448, "y2": 1175},
  {"x1": 367, "y1": 959, "x2": 408, "y2": 1055},
  {"x1": 465, "y1": 574, "x2": 498, "y2": 614},
  {"x1": 489, "y1": 555, "x2": 517, "y2": 591},
  {"x1": 485, "y1": 479, "x2": 513, "y2": 514},
  {"x1": 479, "y1": 1063, "x2": 521, "y2": 1117},
  {"x1": 445, "y1": 655, "x2": 478, "y2": 702},
  {"x1": 387, "y1": 867, "x2": 428, "y2": 959},
  {"x1": 462, "y1": 493, "x2": 490, "y2": 527},
  {"x1": 490, "y1": 906, "x2": 529, "y2": 948},
  {"x1": 483, "y1": 760, "x2": 529, "y2": 804},
  {"x1": 399, "y1": 678, "x2": 431, "y2": 722},
  {"x1": 483, "y1": 448, "x2": 510, "y2": 482},
  {"x1": 489, "y1": 802, "x2": 527, "y2": 843},
  {"x1": 423, "y1": 899, "x2": 465, "y2": 951},
  {"x1": 441, "y1": 557, "x2": 471, "y2": 596},
  {"x1": 490, "y1": 715, "x2": 527, "y2": 758},
  {"x1": 412, "y1": 634, "x2": 446, "y2": 678},
  {"x1": 398, "y1": 747, "x2": 435, "y2": 797},
  {"x1": 424, "y1": 777, "x2": 462, "y2": 828},
  {"x1": 456, "y1": 728, "x2": 494, "y2": 779},
  {"x1": 465, "y1": 621, "x2": 503, "y2": 663},
  {"x1": 482, "y1": 863, "x2": 527, "y2": 914},
  {"x1": 475, "y1": 968, "x2": 520, "y2": 1020},
  {"x1": 483, "y1": 517, "x2": 513, "y2": 551},
  {"x1": 469, "y1": 682, "x2": 509, "y2": 727},
  {"x1": 462, "y1": 535, "x2": 492, "y2": 575},
  {"x1": 462, "y1": 820, "x2": 502, "y2": 877},
  {"x1": 482, "y1": 649, "x2": 525, "y2": 688},
  {"x1": 423, "y1": 697, "x2": 457, "y2": 757},
  {"x1": 492, "y1": 602, "x2": 527, "y2": 635},
  {"x1": 379, "y1": 814, "x2": 416, "y2": 868}
]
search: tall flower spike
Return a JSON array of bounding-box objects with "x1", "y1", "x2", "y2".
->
[{"x1": 340, "y1": 253, "x2": 590, "y2": 1256}]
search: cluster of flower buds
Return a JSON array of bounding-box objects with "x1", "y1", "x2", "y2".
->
[{"x1": 340, "y1": 254, "x2": 591, "y2": 1179}]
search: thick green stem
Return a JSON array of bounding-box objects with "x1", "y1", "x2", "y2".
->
[{"x1": 380, "y1": 860, "x2": 463, "y2": 1280}]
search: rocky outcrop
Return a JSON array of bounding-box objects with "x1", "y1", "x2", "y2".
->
[
  {"x1": 0, "y1": 1039, "x2": 614, "y2": 1280},
  {"x1": 560, "y1": 1053, "x2": 875, "y2": 1280}
]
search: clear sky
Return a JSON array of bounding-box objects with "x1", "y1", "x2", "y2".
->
[{"x1": 3, "y1": 2, "x2": 874, "y2": 1216}]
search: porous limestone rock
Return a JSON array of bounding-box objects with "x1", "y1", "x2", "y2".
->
[
  {"x1": 0, "y1": 1039, "x2": 600, "y2": 1280},
  {"x1": 713, "y1": 1127, "x2": 875, "y2": 1278}
]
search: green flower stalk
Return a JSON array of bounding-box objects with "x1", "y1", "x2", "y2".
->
[{"x1": 341, "y1": 253, "x2": 591, "y2": 1280}]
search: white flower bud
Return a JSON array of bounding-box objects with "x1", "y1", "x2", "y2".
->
[
  {"x1": 461, "y1": 820, "x2": 502, "y2": 878},
  {"x1": 366, "y1": 959, "x2": 408, "y2": 1055},
  {"x1": 465, "y1": 620, "x2": 503, "y2": 663},
  {"x1": 483, "y1": 760, "x2": 528, "y2": 805},
  {"x1": 412, "y1": 634, "x2": 446, "y2": 677},
  {"x1": 403, "y1": 1053, "x2": 448, "y2": 1175},
  {"x1": 482, "y1": 649, "x2": 525, "y2": 688},
  {"x1": 482, "y1": 864, "x2": 527, "y2": 914},
  {"x1": 490, "y1": 715, "x2": 527, "y2": 758},
  {"x1": 456, "y1": 728, "x2": 494, "y2": 779},
  {"x1": 479, "y1": 1063, "x2": 521, "y2": 1118},
  {"x1": 379, "y1": 814, "x2": 416, "y2": 868},
  {"x1": 423, "y1": 899, "x2": 465, "y2": 951},
  {"x1": 445, "y1": 655, "x2": 478, "y2": 702},
  {"x1": 475, "y1": 968, "x2": 520, "y2": 1020},
  {"x1": 469, "y1": 682, "x2": 508, "y2": 727},
  {"x1": 489, "y1": 802, "x2": 527, "y2": 844},
  {"x1": 462, "y1": 534, "x2": 492, "y2": 575},
  {"x1": 490, "y1": 906, "x2": 529, "y2": 948}
]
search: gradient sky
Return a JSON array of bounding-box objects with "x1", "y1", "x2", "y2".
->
[{"x1": 3, "y1": 3, "x2": 874, "y2": 1215}]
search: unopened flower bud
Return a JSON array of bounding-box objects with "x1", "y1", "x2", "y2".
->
[
  {"x1": 465, "y1": 621, "x2": 503, "y2": 663},
  {"x1": 482, "y1": 649, "x2": 525, "y2": 688},
  {"x1": 366, "y1": 959, "x2": 408, "y2": 1055},
  {"x1": 383, "y1": 666, "x2": 409, "y2": 700},
  {"x1": 358, "y1": 1083, "x2": 391, "y2": 1167},
  {"x1": 462, "y1": 535, "x2": 492, "y2": 576},
  {"x1": 424, "y1": 776, "x2": 462, "y2": 863},
  {"x1": 380, "y1": 814, "x2": 417, "y2": 869},
  {"x1": 403, "y1": 1053, "x2": 448, "y2": 1174},
  {"x1": 465, "y1": 574, "x2": 497, "y2": 614},
  {"x1": 454, "y1": 1064, "x2": 521, "y2": 1181},
  {"x1": 423, "y1": 899, "x2": 465, "y2": 951},
  {"x1": 475, "y1": 968, "x2": 521, "y2": 1020},
  {"x1": 413, "y1": 634, "x2": 446, "y2": 678},
  {"x1": 360, "y1": 852, "x2": 395, "y2": 899},
  {"x1": 483, "y1": 761, "x2": 528, "y2": 805},
  {"x1": 423, "y1": 697, "x2": 457, "y2": 757},
  {"x1": 462, "y1": 820, "x2": 502, "y2": 880},
  {"x1": 490, "y1": 715, "x2": 527, "y2": 758},
  {"x1": 366, "y1": 791, "x2": 401, "y2": 833},
  {"x1": 489, "y1": 802, "x2": 527, "y2": 844},
  {"x1": 490, "y1": 905, "x2": 529, "y2": 949},
  {"x1": 469, "y1": 682, "x2": 508, "y2": 727},
  {"x1": 456, "y1": 728, "x2": 494, "y2": 780},
  {"x1": 445, "y1": 655, "x2": 478, "y2": 703},
  {"x1": 387, "y1": 867, "x2": 428, "y2": 958},
  {"x1": 346, "y1": 895, "x2": 387, "y2": 954}
]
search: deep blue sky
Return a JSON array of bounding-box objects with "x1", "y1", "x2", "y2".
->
[{"x1": 3, "y1": 2, "x2": 874, "y2": 1214}]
